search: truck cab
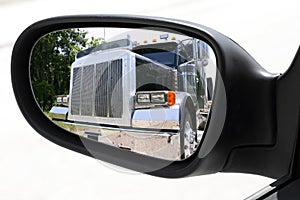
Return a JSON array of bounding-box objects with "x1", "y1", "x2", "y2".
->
[
  {"x1": 49, "y1": 31, "x2": 215, "y2": 160},
  {"x1": 133, "y1": 37, "x2": 213, "y2": 123}
]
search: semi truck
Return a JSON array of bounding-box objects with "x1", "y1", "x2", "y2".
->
[{"x1": 49, "y1": 31, "x2": 216, "y2": 160}]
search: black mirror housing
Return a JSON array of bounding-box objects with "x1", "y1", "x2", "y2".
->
[{"x1": 11, "y1": 15, "x2": 300, "y2": 179}]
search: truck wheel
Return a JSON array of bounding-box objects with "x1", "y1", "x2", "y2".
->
[{"x1": 180, "y1": 108, "x2": 197, "y2": 159}]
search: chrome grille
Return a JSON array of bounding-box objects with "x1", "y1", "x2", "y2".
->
[
  {"x1": 81, "y1": 65, "x2": 94, "y2": 116},
  {"x1": 110, "y1": 59, "x2": 123, "y2": 118},
  {"x1": 95, "y1": 62, "x2": 109, "y2": 117},
  {"x1": 70, "y1": 59, "x2": 123, "y2": 118},
  {"x1": 71, "y1": 67, "x2": 81, "y2": 115},
  {"x1": 95, "y1": 59, "x2": 123, "y2": 118}
]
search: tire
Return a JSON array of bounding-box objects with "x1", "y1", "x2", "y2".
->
[{"x1": 180, "y1": 107, "x2": 197, "y2": 159}]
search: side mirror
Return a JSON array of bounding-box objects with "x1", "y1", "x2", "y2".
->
[
  {"x1": 11, "y1": 15, "x2": 300, "y2": 181},
  {"x1": 178, "y1": 61, "x2": 196, "y2": 72}
]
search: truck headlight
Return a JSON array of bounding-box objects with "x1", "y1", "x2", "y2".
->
[
  {"x1": 63, "y1": 97, "x2": 68, "y2": 103},
  {"x1": 151, "y1": 93, "x2": 166, "y2": 103},
  {"x1": 137, "y1": 93, "x2": 151, "y2": 103},
  {"x1": 136, "y1": 91, "x2": 176, "y2": 106},
  {"x1": 57, "y1": 97, "x2": 62, "y2": 103}
]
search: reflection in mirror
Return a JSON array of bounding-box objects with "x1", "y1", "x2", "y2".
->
[{"x1": 30, "y1": 27, "x2": 217, "y2": 160}]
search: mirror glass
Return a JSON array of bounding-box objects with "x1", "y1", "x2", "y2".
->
[{"x1": 30, "y1": 27, "x2": 217, "y2": 160}]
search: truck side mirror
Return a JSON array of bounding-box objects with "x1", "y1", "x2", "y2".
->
[
  {"x1": 11, "y1": 15, "x2": 300, "y2": 182},
  {"x1": 178, "y1": 61, "x2": 196, "y2": 73}
]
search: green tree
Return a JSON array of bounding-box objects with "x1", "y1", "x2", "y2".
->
[
  {"x1": 30, "y1": 29, "x2": 103, "y2": 111},
  {"x1": 32, "y1": 80, "x2": 55, "y2": 111}
]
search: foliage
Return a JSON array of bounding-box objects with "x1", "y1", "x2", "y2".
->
[
  {"x1": 30, "y1": 29, "x2": 103, "y2": 111},
  {"x1": 32, "y1": 80, "x2": 55, "y2": 111}
]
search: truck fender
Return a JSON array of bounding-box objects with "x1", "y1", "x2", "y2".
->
[{"x1": 175, "y1": 92, "x2": 196, "y2": 129}]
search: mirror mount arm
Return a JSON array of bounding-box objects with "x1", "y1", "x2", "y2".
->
[
  {"x1": 276, "y1": 47, "x2": 300, "y2": 180},
  {"x1": 217, "y1": 46, "x2": 300, "y2": 180}
]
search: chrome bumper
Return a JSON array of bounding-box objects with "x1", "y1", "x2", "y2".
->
[
  {"x1": 55, "y1": 121, "x2": 181, "y2": 160},
  {"x1": 132, "y1": 105, "x2": 180, "y2": 130},
  {"x1": 49, "y1": 106, "x2": 68, "y2": 120},
  {"x1": 49, "y1": 105, "x2": 180, "y2": 131}
]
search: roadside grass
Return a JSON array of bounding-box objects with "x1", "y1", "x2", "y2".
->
[{"x1": 43, "y1": 112, "x2": 76, "y2": 132}]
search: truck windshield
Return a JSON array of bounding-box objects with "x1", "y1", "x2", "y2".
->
[
  {"x1": 133, "y1": 42, "x2": 180, "y2": 68},
  {"x1": 139, "y1": 50, "x2": 177, "y2": 68}
]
